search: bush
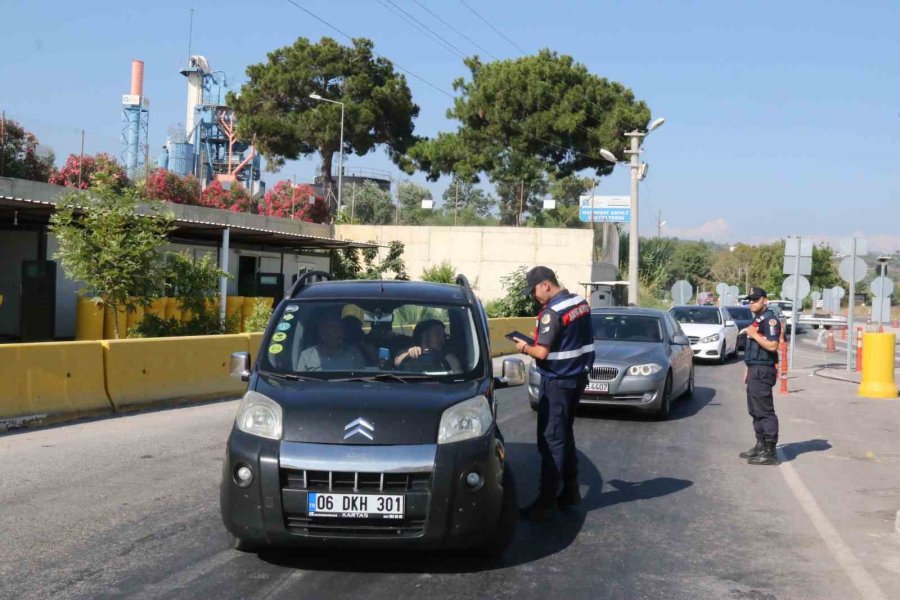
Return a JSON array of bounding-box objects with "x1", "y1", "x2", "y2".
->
[
  {"x1": 484, "y1": 300, "x2": 503, "y2": 319},
  {"x1": 49, "y1": 152, "x2": 129, "y2": 191},
  {"x1": 261, "y1": 180, "x2": 329, "y2": 223},
  {"x1": 128, "y1": 311, "x2": 240, "y2": 338},
  {"x1": 420, "y1": 261, "x2": 456, "y2": 284},
  {"x1": 141, "y1": 168, "x2": 202, "y2": 205},
  {"x1": 244, "y1": 298, "x2": 273, "y2": 332},
  {"x1": 493, "y1": 266, "x2": 540, "y2": 317}
]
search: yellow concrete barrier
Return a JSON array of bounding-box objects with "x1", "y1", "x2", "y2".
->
[
  {"x1": 243, "y1": 332, "x2": 265, "y2": 362},
  {"x1": 0, "y1": 341, "x2": 111, "y2": 421},
  {"x1": 487, "y1": 316, "x2": 536, "y2": 357},
  {"x1": 125, "y1": 304, "x2": 145, "y2": 332},
  {"x1": 164, "y1": 297, "x2": 182, "y2": 322},
  {"x1": 75, "y1": 297, "x2": 104, "y2": 341},
  {"x1": 858, "y1": 332, "x2": 898, "y2": 398},
  {"x1": 103, "y1": 334, "x2": 248, "y2": 410},
  {"x1": 144, "y1": 297, "x2": 168, "y2": 319}
]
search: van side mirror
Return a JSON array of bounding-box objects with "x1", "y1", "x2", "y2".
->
[
  {"x1": 495, "y1": 358, "x2": 526, "y2": 389},
  {"x1": 230, "y1": 351, "x2": 251, "y2": 382}
]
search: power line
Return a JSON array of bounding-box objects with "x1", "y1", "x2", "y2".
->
[
  {"x1": 411, "y1": 0, "x2": 499, "y2": 60},
  {"x1": 378, "y1": 0, "x2": 468, "y2": 60},
  {"x1": 283, "y1": 1, "x2": 612, "y2": 164},
  {"x1": 458, "y1": 0, "x2": 527, "y2": 55}
]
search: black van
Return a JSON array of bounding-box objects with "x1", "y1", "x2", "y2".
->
[{"x1": 220, "y1": 274, "x2": 526, "y2": 555}]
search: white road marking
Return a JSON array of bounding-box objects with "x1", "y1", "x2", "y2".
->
[
  {"x1": 134, "y1": 549, "x2": 237, "y2": 599},
  {"x1": 257, "y1": 569, "x2": 307, "y2": 598},
  {"x1": 777, "y1": 451, "x2": 889, "y2": 600}
]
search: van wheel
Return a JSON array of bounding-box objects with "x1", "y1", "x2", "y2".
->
[{"x1": 479, "y1": 465, "x2": 518, "y2": 559}]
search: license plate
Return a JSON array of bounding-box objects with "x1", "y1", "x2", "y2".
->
[
  {"x1": 587, "y1": 382, "x2": 609, "y2": 393},
  {"x1": 307, "y1": 493, "x2": 404, "y2": 519}
]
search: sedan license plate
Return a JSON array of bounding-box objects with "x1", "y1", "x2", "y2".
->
[
  {"x1": 587, "y1": 382, "x2": 609, "y2": 393},
  {"x1": 307, "y1": 493, "x2": 404, "y2": 519}
]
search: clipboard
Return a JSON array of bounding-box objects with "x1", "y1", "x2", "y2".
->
[{"x1": 505, "y1": 330, "x2": 534, "y2": 346}]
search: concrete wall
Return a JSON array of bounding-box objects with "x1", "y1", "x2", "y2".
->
[{"x1": 334, "y1": 224, "x2": 608, "y2": 302}]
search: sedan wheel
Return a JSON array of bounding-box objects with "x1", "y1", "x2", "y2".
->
[
  {"x1": 682, "y1": 366, "x2": 694, "y2": 398},
  {"x1": 718, "y1": 343, "x2": 727, "y2": 365}
]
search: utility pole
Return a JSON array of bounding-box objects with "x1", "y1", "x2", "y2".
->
[
  {"x1": 290, "y1": 175, "x2": 296, "y2": 219},
  {"x1": 78, "y1": 129, "x2": 85, "y2": 187},
  {"x1": 1, "y1": 111, "x2": 7, "y2": 177},
  {"x1": 350, "y1": 183, "x2": 356, "y2": 223},
  {"x1": 657, "y1": 209, "x2": 662, "y2": 238},
  {"x1": 395, "y1": 178, "x2": 401, "y2": 225},
  {"x1": 625, "y1": 131, "x2": 642, "y2": 305},
  {"x1": 517, "y1": 180, "x2": 524, "y2": 227},
  {"x1": 454, "y1": 179, "x2": 459, "y2": 226}
]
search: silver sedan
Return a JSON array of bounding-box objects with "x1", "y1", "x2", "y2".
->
[{"x1": 527, "y1": 308, "x2": 695, "y2": 420}]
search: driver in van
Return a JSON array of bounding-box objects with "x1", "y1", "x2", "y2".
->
[{"x1": 394, "y1": 319, "x2": 462, "y2": 372}]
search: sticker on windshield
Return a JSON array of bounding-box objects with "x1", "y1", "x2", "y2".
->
[
  {"x1": 272, "y1": 332, "x2": 287, "y2": 342},
  {"x1": 276, "y1": 322, "x2": 291, "y2": 331},
  {"x1": 268, "y1": 344, "x2": 283, "y2": 355},
  {"x1": 284, "y1": 304, "x2": 299, "y2": 313},
  {"x1": 282, "y1": 313, "x2": 294, "y2": 321}
]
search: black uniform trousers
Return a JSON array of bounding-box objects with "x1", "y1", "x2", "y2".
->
[
  {"x1": 746, "y1": 364, "x2": 779, "y2": 443},
  {"x1": 536, "y1": 374, "x2": 587, "y2": 498}
]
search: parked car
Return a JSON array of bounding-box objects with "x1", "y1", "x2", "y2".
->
[
  {"x1": 669, "y1": 305, "x2": 739, "y2": 364},
  {"x1": 767, "y1": 300, "x2": 794, "y2": 331},
  {"x1": 526, "y1": 308, "x2": 694, "y2": 420},
  {"x1": 220, "y1": 274, "x2": 524, "y2": 556},
  {"x1": 725, "y1": 306, "x2": 755, "y2": 350}
]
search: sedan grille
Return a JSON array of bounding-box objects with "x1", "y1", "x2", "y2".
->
[
  {"x1": 590, "y1": 366, "x2": 619, "y2": 381},
  {"x1": 688, "y1": 336, "x2": 700, "y2": 344}
]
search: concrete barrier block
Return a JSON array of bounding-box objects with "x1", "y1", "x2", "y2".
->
[
  {"x1": 0, "y1": 341, "x2": 111, "y2": 421},
  {"x1": 75, "y1": 297, "x2": 104, "y2": 341},
  {"x1": 102, "y1": 334, "x2": 248, "y2": 409}
]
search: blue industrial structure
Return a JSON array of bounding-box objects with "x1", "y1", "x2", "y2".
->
[{"x1": 121, "y1": 60, "x2": 150, "y2": 179}]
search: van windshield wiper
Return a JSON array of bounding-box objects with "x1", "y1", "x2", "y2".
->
[
  {"x1": 258, "y1": 370, "x2": 324, "y2": 382},
  {"x1": 330, "y1": 373, "x2": 443, "y2": 383}
]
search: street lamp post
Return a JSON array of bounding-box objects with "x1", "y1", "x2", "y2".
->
[
  {"x1": 309, "y1": 93, "x2": 345, "y2": 215},
  {"x1": 619, "y1": 117, "x2": 665, "y2": 305}
]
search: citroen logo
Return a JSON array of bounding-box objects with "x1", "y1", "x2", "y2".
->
[{"x1": 343, "y1": 417, "x2": 375, "y2": 440}]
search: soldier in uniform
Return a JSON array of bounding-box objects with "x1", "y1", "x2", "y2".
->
[
  {"x1": 740, "y1": 287, "x2": 782, "y2": 466},
  {"x1": 515, "y1": 266, "x2": 594, "y2": 521}
]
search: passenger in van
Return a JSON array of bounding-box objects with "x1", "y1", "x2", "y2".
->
[
  {"x1": 394, "y1": 319, "x2": 462, "y2": 372},
  {"x1": 297, "y1": 317, "x2": 366, "y2": 371}
]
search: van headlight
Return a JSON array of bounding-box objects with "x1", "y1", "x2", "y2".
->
[
  {"x1": 700, "y1": 333, "x2": 720, "y2": 344},
  {"x1": 628, "y1": 363, "x2": 663, "y2": 376},
  {"x1": 438, "y1": 396, "x2": 492, "y2": 444},
  {"x1": 235, "y1": 391, "x2": 283, "y2": 440}
]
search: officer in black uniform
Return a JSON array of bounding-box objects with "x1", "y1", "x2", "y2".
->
[
  {"x1": 515, "y1": 266, "x2": 594, "y2": 521},
  {"x1": 740, "y1": 287, "x2": 782, "y2": 466}
]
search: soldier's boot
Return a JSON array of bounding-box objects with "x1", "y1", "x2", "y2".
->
[
  {"x1": 739, "y1": 440, "x2": 765, "y2": 459},
  {"x1": 748, "y1": 441, "x2": 779, "y2": 466},
  {"x1": 557, "y1": 484, "x2": 582, "y2": 510}
]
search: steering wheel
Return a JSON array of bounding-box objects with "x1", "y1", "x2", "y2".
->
[{"x1": 399, "y1": 349, "x2": 451, "y2": 372}]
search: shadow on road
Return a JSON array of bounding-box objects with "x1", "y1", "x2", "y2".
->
[
  {"x1": 778, "y1": 438, "x2": 832, "y2": 462},
  {"x1": 257, "y1": 442, "x2": 692, "y2": 574}
]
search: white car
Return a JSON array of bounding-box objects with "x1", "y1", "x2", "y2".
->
[
  {"x1": 768, "y1": 300, "x2": 794, "y2": 331},
  {"x1": 669, "y1": 305, "x2": 739, "y2": 364}
]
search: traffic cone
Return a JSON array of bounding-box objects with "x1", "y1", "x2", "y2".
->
[
  {"x1": 878, "y1": 325, "x2": 884, "y2": 333},
  {"x1": 855, "y1": 327, "x2": 864, "y2": 372},
  {"x1": 826, "y1": 330, "x2": 836, "y2": 352},
  {"x1": 841, "y1": 328, "x2": 847, "y2": 342},
  {"x1": 893, "y1": 319, "x2": 899, "y2": 328}
]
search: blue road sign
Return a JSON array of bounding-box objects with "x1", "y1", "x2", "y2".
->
[{"x1": 579, "y1": 207, "x2": 631, "y2": 223}]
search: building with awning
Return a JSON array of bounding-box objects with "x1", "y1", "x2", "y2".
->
[{"x1": 0, "y1": 177, "x2": 376, "y2": 342}]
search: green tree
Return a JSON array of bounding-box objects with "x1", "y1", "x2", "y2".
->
[
  {"x1": 671, "y1": 241, "x2": 713, "y2": 288},
  {"x1": 810, "y1": 243, "x2": 840, "y2": 293},
  {"x1": 397, "y1": 181, "x2": 432, "y2": 225},
  {"x1": 50, "y1": 186, "x2": 174, "y2": 339},
  {"x1": 228, "y1": 37, "x2": 419, "y2": 214},
  {"x1": 410, "y1": 50, "x2": 651, "y2": 185},
  {"x1": 748, "y1": 241, "x2": 785, "y2": 296},
  {"x1": 351, "y1": 181, "x2": 396, "y2": 224},
  {"x1": 332, "y1": 241, "x2": 409, "y2": 281},
  {"x1": 440, "y1": 177, "x2": 496, "y2": 219},
  {"x1": 0, "y1": 118, "x2": 56, "y2": 182},
  {"x1": 494, "y1": 266, "x2": 541, "y2": 317},
  {"x1": 244, "y1": 298, "x2": 274, "y2": 333},
  {"x1": 549, "y1": 174, "x2": 596, "y2": 207},
  {"x1": 421, "y1": 261, "x2": 456, "y2": 284}
]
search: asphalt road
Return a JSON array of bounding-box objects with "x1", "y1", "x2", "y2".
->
[{"x1": 0, "y1": 359, "x2": 872, "y2": 600}]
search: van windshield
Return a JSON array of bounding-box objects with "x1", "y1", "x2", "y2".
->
[{"x1": 259, "y1": 300, "x2": 482, "y2": 379}]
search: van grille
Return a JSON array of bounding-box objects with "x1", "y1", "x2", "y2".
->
[{"x1": 281, "y1": 469, "x2": 431, "y2": 493}]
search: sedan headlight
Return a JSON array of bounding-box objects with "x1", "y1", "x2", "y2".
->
[
  {"x1": 628, "y1": 363, "x2": 663, "y2": 377},
  {"x1": 438, "y1": 395, "x2": 492, "y2": 444},
  {"x1": 700, "y1": 333, "x2": 720, "y2": 344},
  {"x1": 234, "y1": 391, "x2": 283, "y2": 440}
]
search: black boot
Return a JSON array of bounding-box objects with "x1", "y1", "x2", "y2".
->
[
  {"x1": 557, "y1": 485, "x2": 582, "y2": 510},
  {"x1": 748, "y1": 441, "x2": 778, "y2": 465},
  {"x1": 739, "y1": 440, "x2": 764, "y2": 459}
]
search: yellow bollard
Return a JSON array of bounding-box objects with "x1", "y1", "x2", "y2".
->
[{"x1": 858, "y1": 333, "x2": 898, "y2": 398}]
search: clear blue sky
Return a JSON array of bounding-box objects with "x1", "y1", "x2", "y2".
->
[{"x1": 2, "y1": 0, "x2": 897, "y2": 250}]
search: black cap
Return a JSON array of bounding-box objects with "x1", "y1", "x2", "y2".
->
[
  {"x1": 523, "y1": 266, "x2": 557, "y2": 297},
  {"x1": 747, "y1": 287, "x2": 768, "y2": 300}
]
